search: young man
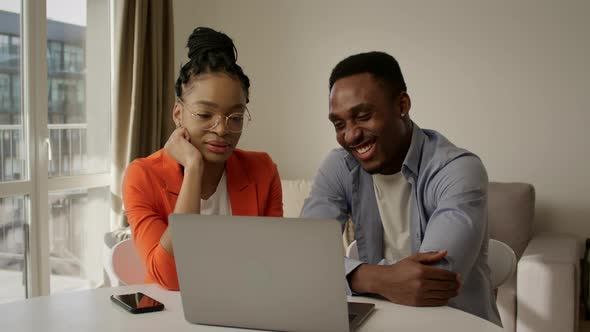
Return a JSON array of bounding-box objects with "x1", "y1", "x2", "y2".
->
[{"x1": 301, "y1": 51, "x2": 501, "y2": 325}]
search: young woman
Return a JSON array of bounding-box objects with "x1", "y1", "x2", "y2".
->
[{"x1": 122, "y1": 27, "x2": 283, "y2": 290}]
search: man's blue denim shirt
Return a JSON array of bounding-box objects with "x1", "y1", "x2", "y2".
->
[{"x1": 301, "y1": 122, "x2": 501, "y2": 326}]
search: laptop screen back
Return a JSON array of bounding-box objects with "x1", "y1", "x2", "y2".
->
[{"x1": 169, "y1": 215, "x2": 350, "y2": 332}]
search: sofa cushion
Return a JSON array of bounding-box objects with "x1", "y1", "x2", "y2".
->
[
  {"x1": 281, "y1": 179, "x2": 313, "y2": 218},
  {"x1": 497, "y1": 276, "x2": 516, "y2": 332},
  {"x1": 488, "y1": 182, "x2": 535, "y2": 259}
]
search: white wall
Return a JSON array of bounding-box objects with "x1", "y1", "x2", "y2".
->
[{"x1": 173, "y1": 0, "x2": 590, "y2": 238}]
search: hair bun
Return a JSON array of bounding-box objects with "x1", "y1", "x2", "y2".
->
[{"x1": 186, "y1": 27, "x2": 237, "y2": 64}]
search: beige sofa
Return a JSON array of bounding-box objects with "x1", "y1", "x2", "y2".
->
[{"x1": 281, "y1": 180, "x2": 580, "y2": 332}]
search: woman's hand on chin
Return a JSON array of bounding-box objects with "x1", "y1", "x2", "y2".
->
[{"x1": 164, "y1": 127, "x2": 203, "y2": 171}]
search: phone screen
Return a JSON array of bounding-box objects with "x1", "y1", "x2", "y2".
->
[{"x1": 111, "y1": 292, "x2": 164, "y2": 313}]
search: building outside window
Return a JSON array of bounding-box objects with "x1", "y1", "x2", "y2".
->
[
  {"x1": 0, "y1": 73, "x2": 9, "y2": 112},
  {"x1": 0, "y1": 34, "x2": 9, "y2": 63},
  {"x1": 47, "y1": 40, "x2": 61, "y2": 73},
  {"x1": 64, "y1": 44, "x2": 83, "y2": 73}
]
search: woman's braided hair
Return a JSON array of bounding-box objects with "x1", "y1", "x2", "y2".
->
[{"x1": 175, "y1": 27, "x2": 250, "y2": 102}]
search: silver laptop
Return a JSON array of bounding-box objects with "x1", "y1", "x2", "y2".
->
[{"x1": 169, "y1": 215, "x2": 374, "y2": 332}]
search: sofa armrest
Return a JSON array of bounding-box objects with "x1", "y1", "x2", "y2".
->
[{"x1": 516, "y1": 233, "x2": 580, "y2": 332}]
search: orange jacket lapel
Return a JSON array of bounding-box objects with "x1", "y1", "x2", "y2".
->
[
  {"x1": 226, "y1": 152, "x2": 259, "y2": 216},
  {"x1": 161, "y1": 150, "x2": 183, "y2": 195},
  {"x1": 160, "y1": 150, "x2": 184, "y2": 213}
]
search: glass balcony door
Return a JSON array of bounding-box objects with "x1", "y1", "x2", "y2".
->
[{"x1": 0, "y1": 0, "x2": 111, "y2": 301}]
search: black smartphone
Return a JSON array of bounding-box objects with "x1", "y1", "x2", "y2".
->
[{"x1": 110, "y1": 292, "x2": 165, "y2": 314}]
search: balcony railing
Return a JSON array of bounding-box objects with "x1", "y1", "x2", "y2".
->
[
  {"x1": 48, "y1": 123, "x2": 87, "y2": 178},
  {"x1": 0, "y1": 124, "x2": 23, "y2": 182},
  {"x1": 0, "y1": 123, "x2": 89, "y2": 276},
  {"x1": 0, "y1": 123, "x2": 88, "y2": 180},
  {"x1": 0, "y1": 196, "x2": 24, "y2": 257}
]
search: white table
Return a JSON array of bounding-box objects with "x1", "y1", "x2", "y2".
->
[{"x1": 0, "y1": 284, "x2": 503, "y2": 331}]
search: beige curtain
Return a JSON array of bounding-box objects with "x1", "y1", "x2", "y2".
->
[{"x1": 110, "y1": 0, "x2": 175, "y2": 231}]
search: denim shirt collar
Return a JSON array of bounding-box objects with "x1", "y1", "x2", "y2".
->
[{"x1": 401, "y1": 121, "x2": 425, "y2": 181}]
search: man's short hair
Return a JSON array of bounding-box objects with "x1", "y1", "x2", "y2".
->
[{"x1": 329, "y1": 51, "x2": 407, "y2": 96}]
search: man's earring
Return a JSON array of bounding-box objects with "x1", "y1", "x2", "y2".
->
[{"x1": 400, "y1": 112, "x2": 405, "y2": 117}]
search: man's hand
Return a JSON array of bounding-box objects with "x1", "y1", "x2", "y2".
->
[
  {"x1": 164, "y1": 127, "x2": 203, "y2": 170},
  {"x1": 350, "y1": 250, "x2": 461, "y2": 306}
]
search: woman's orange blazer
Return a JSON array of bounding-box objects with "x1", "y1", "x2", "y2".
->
[{"x1": 122, "y1": 148, "x2": 283, "y2": 290}]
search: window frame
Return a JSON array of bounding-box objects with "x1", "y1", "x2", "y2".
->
[{"x1": 0, "y1": 0, "x2": 113, "y2": 298}]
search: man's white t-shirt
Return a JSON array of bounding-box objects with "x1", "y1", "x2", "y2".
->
[
  {"x1": 200, "y1": 172, "x2": 232, "y2": 216},
  {"x1": 372, "y1": 172, "x2": 412, "y2": 263}
]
